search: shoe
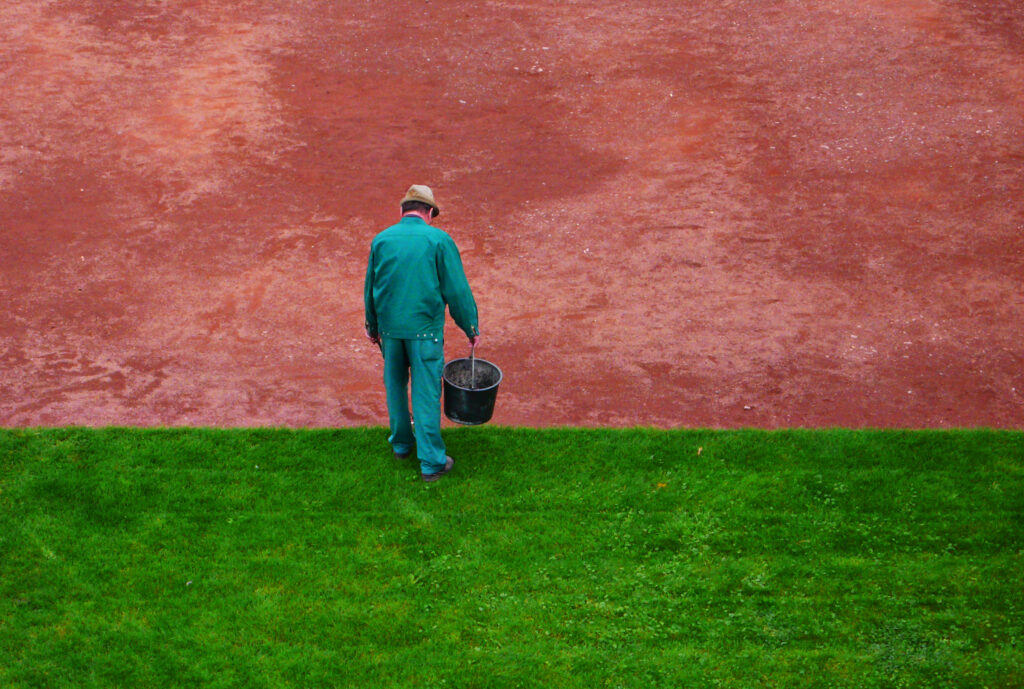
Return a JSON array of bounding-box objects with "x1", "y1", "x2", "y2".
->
[
  {"x1": 394, "y1": 449, "x2": 412, "y2": 459},
  {"x1": 421, "y1": 456, "x2": 454, "y2": 483}
]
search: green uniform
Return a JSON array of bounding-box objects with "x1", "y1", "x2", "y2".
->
[{"x1": 364, "y1": 215, "x2": 479, "y2": 473}]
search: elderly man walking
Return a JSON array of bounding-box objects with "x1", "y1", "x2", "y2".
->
[{"x1": 364, "y1": 185, "x2": 481, "y2": 482}]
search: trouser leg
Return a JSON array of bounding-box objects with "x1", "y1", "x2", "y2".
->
[
  {"x1": 382, "y1": 337, "x2": 414, "y2": 454},
  {"x1": 408, "y1": 337, "x2": 447, "y2": 474}
]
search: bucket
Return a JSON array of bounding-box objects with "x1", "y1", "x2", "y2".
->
[{"x1": 442, "y1": 356, "x2": 502, "y2": 425}]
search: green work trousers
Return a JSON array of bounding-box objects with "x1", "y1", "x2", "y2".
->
[{"x1": 382, "y1": 336, "x2": 447, "y2": 474}]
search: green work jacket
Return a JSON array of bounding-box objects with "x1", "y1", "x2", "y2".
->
[{"x1": 364, "y1": 216, "x2": 479, "y2": 340}]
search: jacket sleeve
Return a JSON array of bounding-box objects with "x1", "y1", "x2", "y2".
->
[
  {"x1": 437, "y1": 236, "x2": 479, "y2": 338},
  {"x1": 363, "y1": 244, "x2": 378, "y2": 336}
]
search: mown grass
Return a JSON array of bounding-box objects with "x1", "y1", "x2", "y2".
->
[{"x1": 1, "y1": 428, "x2": 1021, "y2": 688}]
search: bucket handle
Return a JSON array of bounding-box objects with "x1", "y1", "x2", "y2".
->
[{"x1": 470, "y1": 343, "x2": 476, "y2": 388}]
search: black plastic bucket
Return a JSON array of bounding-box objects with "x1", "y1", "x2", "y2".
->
[{"x1": 442, "y1": 357, "x2": 503, "y2": 425}]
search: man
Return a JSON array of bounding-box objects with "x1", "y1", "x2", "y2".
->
[{"x1": 364, "y1": 185, "x2": 481, "y2": 482}]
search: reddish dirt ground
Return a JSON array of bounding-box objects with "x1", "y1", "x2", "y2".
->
[{"x1": 1, "y1": 0, "x2": 1022, "y2": 428}]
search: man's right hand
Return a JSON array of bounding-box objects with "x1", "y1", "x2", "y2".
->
[
  {"x1": 469, "y1": 334, "x2": 481, "y2": 348},
  {"x1": 366, "y1": 329, "x2": 381, "y2": 346}
]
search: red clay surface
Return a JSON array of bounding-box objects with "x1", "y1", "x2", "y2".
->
[{"x1": 1, "y1": 1, "x2": 1022, "y2": 428}]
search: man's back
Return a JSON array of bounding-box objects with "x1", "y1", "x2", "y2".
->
[{"x1": 365, "y1": 215, "x2": 477, "y2": 341}]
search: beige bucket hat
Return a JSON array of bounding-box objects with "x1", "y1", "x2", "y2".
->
[{"x1": 400, "y1": 184, "x2": 440, "y2": 217}]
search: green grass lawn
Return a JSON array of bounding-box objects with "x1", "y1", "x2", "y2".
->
[{"x1": 1, "y1": 428, "x2": 1022, "y2": 688}]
